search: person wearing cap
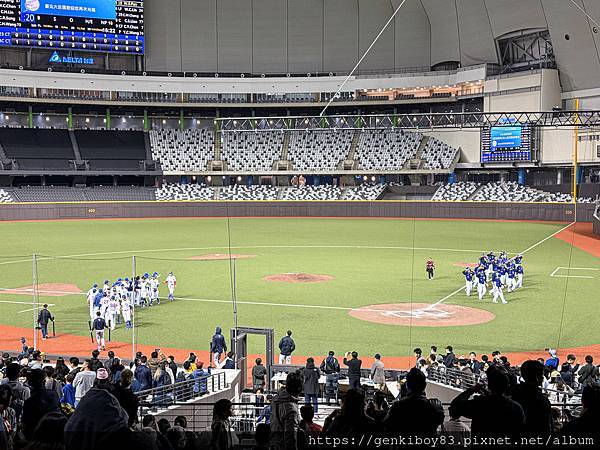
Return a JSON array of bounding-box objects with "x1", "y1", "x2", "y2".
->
[
  {"x1": 37, "y1": 304, "x2": 54, "y2": 340},
  {"x1": 544, "y1": 349, "x2": 559, "y2": 370},
  {"x1": 150, "y1": 272, "x2": 160, "y2": 306},
  {"x1": 165, "y1": 272, "x2": 177, "y2": 301},
  {"x1": 320, "y1": 351, "x2": 340, "y2": 404},
  {"x1": 92, "y1": 311, "x2": 107, "y2": 352}
]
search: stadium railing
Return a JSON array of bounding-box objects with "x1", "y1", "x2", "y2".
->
[{"x1": 135, "y1": 371, "x2": 228, "y2": 411}]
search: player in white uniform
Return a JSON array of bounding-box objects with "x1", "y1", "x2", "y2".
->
[
  {"x1": 121, "y1": 299, "x2": 133, "y2": 328},
  {"x1": 492, "y1": 276, "x2": 508, "y2": 304},
  {"x1": 87, "y1": 287, "x2": 98, "y2": 320},
  {"x1": 150, "y1": 272, "x2": 160, "y2": 305},
  {"x1": 165, "y1": 272, "x2": 177, "y2": 301},
  {"x1": 107, "y1": 290, "x2": 120, "y2": 330},
  {"x1": 140, "y1": 273, "x2": 149, "y2": 307},
  {"x1": 99, "y1": 293, "x2": 109, "y2": 321},
  {"x1": 103, "y1": 280, "x2": 110, "y2": 294}
]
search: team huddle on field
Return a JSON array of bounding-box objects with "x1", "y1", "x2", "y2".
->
[
  {"x1": 463, "y1": 252, "x2": 524, "y2": 304},
  {"x1": 86, "y1": 272, "x2": 178, "y2": 331}
]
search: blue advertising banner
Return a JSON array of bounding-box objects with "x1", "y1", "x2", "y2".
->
[{"x1": 21, "y1": 0, "x2": 116, "y2": 20}]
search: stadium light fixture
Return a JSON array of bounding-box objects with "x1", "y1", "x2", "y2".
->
[{"x1": 85, "y1": 118, "x2": 90, "y2": 123}]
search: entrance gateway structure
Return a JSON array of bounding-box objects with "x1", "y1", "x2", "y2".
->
[{"x1": 230, "y1": 327, "x2": 275, "y2": 391}]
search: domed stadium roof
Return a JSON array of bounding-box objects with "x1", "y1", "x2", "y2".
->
[{"x1": 144, "y1": 0, "x2": 600, "y2": 92}]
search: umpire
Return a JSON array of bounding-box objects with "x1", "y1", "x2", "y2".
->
[
  {"x1": 37, "y1": 304, "x2": 54, "y2": 340},
  {"x1": 320, "y1": 351, "x2": 340, "y2": 404}
]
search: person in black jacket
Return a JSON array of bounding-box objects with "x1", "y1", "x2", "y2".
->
[
  {"x1": 450, "y1": 366, "x2": 525, "y2": 433},
  {"x1": 303, "y1": 358, "x2": 321, "y2": 413},
  {"x1": 561, "y1": 385, "x2": 600, "y2": 435},
  {"x1": 252, "y1": 358, "x2": 267, "y2": 392},
  {"x1": 21, "y1": 369, "x2": 60, "y2": 440},
  {"x1": 443, "y1": 345, "x2": 457, "y2": 368},
  {"x1": 111, "y1": 368, "x2": 139, "y2": 428},
  {"x1": 210, "y1": 326, "x2": 227, "y2": 367},
  {"x1": 343, "y1": 351, "x2": 362, "y2": 391},
  {"x1": 384, "y1": 368, "x2": 444, "y2": 433},
  {"x1": 320, "y1": 351, "x2": 340, "y2": 404},
  {"x1": 510, "y1": 360, "x2": 552, "y2": 434},
  {"x1": 278, "y1": 330, "x2": 296, "y2": 364},
  {"x1": 37, "y1": 304, "x2": 54, "y2": 340}
]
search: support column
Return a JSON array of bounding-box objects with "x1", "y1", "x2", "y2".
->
[
  {"x1": 28, "y1": 106, "x2": 33, "y2": 128},
  {"x1": 67, "y1": 107, "x2": 73, "y2": 130},
  {"x1": 143, "y1": 109, "x2": 149, "y2": 131},
  {"x1": 517, "y1": 168, "x2": 526, "y2": 185},
  {"x1": 105, "y1": 108, "x2": 111, "y2": 129}
]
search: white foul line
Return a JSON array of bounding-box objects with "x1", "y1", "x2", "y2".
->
[
  {"x1": 426, "y1": 221, "x2": 577, "y2": 310},
  {"x1": 0, "y1": 300, "x2": 56, "y2": 314}
]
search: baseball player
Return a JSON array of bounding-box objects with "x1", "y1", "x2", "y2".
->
[
  {"x1": 426, "y1": 258, "x2": 435, "y2": 280},
  {"x1": 99, "y1": 292, "x2": 109, "y2": 320},
  {"x1": 150, "y1": 272, "x2": 160, "y2": 306},
  {"x1": 133, "y1": 276, "x2": 141, "y2": 306},
  {"x1": 121, "y1": 299, "x2": 133, "y2": 329},
  {"x1": 140, "y1": 273, "x2": 149, "y2": 307},
  {"x1": 499, "y1": 264, "x2": 507, "y2": 286},
  {"x1": 165, "y1": 272, "x2": 177, "y2": 301},
  {"x1": 87, "y1": 287, "x2": 98, "y2": 320},
  {"x1": 463, "y1": 267, "x2": 474, "y2": 297},
  {"x1": 92, "y1": 311, "x2": 107, "y2": 351},
  {"x1": 102, "y1": 279, "x2": 110, "y2": 294},
  {"x1": 107, "y1": 291, "x2": 119, "y2": 330},
  {"x1": 477, "y1": 270, "x2": 487, "y2": 300},
  {"x1": 492, "y1": 275, "x2": 508, "y2": 304},
  {"x1": 514, "y1": 254, "x2": 523, "y2": 265},
  {"x1": 506, "y1": 265, "x2": 517, "y2": 292},
  {"x1": 515, "y1": 264, "x2": 524, "y2": 289}
]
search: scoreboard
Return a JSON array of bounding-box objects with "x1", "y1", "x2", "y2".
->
[
  {"x1": 0, "y1": 0, "x2": 144, "y2": 54},
  {"x1": 481, "y1": 122, "x2": 535, "y2": 163}
]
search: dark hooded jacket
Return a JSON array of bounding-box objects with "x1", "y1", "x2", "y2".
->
[
  {"x1": 211, "y1": 327, "x2": 227, "y2": 354},
  {"x1": 303, "y1": 361, "x2": 321, "y2": 396},
  {"x1": 270, "y1": 388, "x2": 300, "y2": 450}
]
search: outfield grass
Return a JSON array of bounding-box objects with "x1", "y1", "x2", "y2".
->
[{"x1": 0, "y1": 217, "x2": 598, "y2": 357}]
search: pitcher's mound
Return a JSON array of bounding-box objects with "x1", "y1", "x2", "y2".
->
[
  {"x1": 0, "y1": 283, "x2": 82, "y2": 297},
  {"x1": 189, "y1": 254, "x2": 256, "y2": 261},
  {"x1": 263, "y1": 273, "x2": 334, "y2": 283},
  {"x1": 349, "y1": 302, "x2": 495, "y2": 327}
]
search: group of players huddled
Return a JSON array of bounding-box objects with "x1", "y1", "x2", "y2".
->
[
  {"x1": 463, "y1": 251, "x2": 524, "y2": 304},
  {"x1": 86, "y1": 271, "x2": 177, "y2": 331}
]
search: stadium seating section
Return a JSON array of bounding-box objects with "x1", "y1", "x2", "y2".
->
[
  {"x1": 421, "y1": 138, "x2": 459, "y2": 170},
  {"x1": 221, "y1": 132, "x2": 284, "y2": 171},
  {"x1": 431, "y1": 182, "x2": 480, "y2": 201},
  {"x1": 355, "y1": 129, "x2": 421, "y2": 170},
  {"x1": 0, "y1": 188, "x2": 13, "y2": 202},
  {"x1": 288, "y1": 130, "x2": 353, "y2": 171},
  {"x1": 75, "y1": 130, "x2": 147, "y2": 170},
  {"x1": 155, "y1": 183, "x2": 215, "y2": 201},
  {"x1": 0, "y1": 128, "x2": 76, "y2": 170},
  {"x1": 150, "y1": 129, "x2": 215, "y2": 172}
]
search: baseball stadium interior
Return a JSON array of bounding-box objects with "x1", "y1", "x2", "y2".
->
[{"x1": 0, "y1": 1, "x2": 600, "y2": 449}]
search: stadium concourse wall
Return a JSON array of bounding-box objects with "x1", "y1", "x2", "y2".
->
[{"x1": 0, "y1": 201, "x2": 596, "y2": 223}]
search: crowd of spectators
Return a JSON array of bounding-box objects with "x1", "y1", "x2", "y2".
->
[{"x1": 1, "y1": 342, "x2": 600, "y2": 449}]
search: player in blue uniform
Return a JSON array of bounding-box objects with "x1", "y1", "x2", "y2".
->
[
  {"x1": 506, "y1": 266, "x2": 517, "y2": 292},
  {"x1": 477, "y1": 271, "x2": 487, "y2": 300},
  {"x1": 463, "y1": 267, "x2": 474, "y2": 296},
  {"x1": 515, "y1": 264, "x2": 524, "y2": 289},
  {"x1": 492, "y1": 276, "x2": 507, "y2": 304}
]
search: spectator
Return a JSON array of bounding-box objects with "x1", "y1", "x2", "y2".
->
[
  {"x1": 67, "y1": 357, "x2": 81, "y2": 377},
  {"x1": 211, "y1": 398, "x2": 234, "y2": 450},
  {"x1": 299, "y1": 404, "x2": 322, "y2": 439},
  {"x1": 302, "y1": 358, "x2": 321, "y2": 414},
  {"x1": 545, "y1": 348, "x2": 560, "y2": 370},
  {"x1": 413, "y1": 348, "x2": 425, "y2": 367},
  {"x1": 343, "y1": 352, "x2": 362, "y2": 391},
  {"x1": 111, "y1": 369, "x2": 139, "y2": 428},
  {"x1": 468, "y1": 352, "x2": 482, "y2": 374},
  {"x1": 0, "y1": 362, "x2": 30, "y2": 424},
  {"x1": 43, "y1": 366, "x2": 63, "y2": 398},
  {"x1": 430, "y1": 346, "x2": 443, "y2": 364},
  {"x1": 103, "y1": 351, "x2": 116, "y2": 372},
  {"x1": 320, "y1": 351, "x2": 340, "y2": 405},
  {"x1": 278, "y1": 330, "x2": 296, "y2": 364},
  {"x1": 0, "y1": 385, "x2": 16, "y2": 448},
  {"x1": 254, "y1": 423, "x2": 270, "y2": 450},
  {"x1": 366, "y1": 390, "x2": 388, "y2": 428},
  {"x1": 167, "y1": 356, "x2": 178, "y2": 381},
  {"x1": 270, "y1": 371, "x2": 302, "y2": 450},
  {"x1": 88, "y1": 350, "x2": 103, "y2": 372},
  {"x1": 384, "y1": 368, "x2": 444, "y2": 433},
  {"x1": 167, "y1": 425, "x2": 187, "y2": 450},
  {"x1": 220, "y1": 352, "x2": 235, "y2": 370},
  {"x1": 511, "y1": 360, "x2": 552, "y2": 434},
  {"x1": 442, "y1": 404, "x2": 470, "y2": 446},
  {"x1": 60, "y1": 373, "x2": 76, "y2": 408},
  {"x1": 323, "y1": 389, "x2": 376, "y2": 436},
  {"x1": 450, "y1": 366, "x2": 525, "y2": 433},
  {"x1": 148, "y1": 351, "x2": 164, "y2": 377},
  {"x1": 109, "y1": 358, "x2": 124, "y2": 384},
  {"x1": 444, "y1": 346, "x2": 457, "y2": 368},
  {"x1": 456, "y1": 358, "x2": 475, "y2": 387},
  {"x1": 29, "y1": 351, "x2": 43, "y2": 370},
  {"x1": 72, "y1": 360, "x2": 96, "y2": 406},
  {"x1": 577, "y1": 355, "x2": 599, "y2": 389},
  {"x1": 64, "y1": 383, "x2": 155, "y2": 450},
  {"x1": 252, "y1": 358, "x2": 267, "y2": 392},
  {"x1": 561, "y1": 385, "x2": 600, "y2": 434},
  {"x1": 21, "y1": 369, "x2": 60, "y2": 440},
  {"x1": 157, "y1": 417, "x2": 171, "y2": 436},
  {"x1": 192, "y1": 362, "x2": 210, "y2": 395},
  {"x1": 210, "y1": 326, "x2": 228, "y2": 367},
  {"x1": 54, "y1": 357, "x2": 69, "y2": 382},
  {"x1": 371, "y1": 354, "x2": 385, "y2": 390},
  {"x1": 135, "y1": 356, "x2": 152, "y2": 391},
  {"x1": 20, "y1": 411, "x2": 68, "y2": 450},
  {"x1": 257, "y1": 395, "x2": 273, "y2": 424}
]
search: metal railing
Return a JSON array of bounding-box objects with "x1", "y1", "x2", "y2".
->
[{"x1": 136, "y1": 371, "x2": 228, "y2": 409}]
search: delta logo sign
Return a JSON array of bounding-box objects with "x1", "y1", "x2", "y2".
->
[{"x1": 49, "y1": 51, "x2": 94, "y2": 65}]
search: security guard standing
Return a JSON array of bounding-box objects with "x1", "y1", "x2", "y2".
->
[{"x1": 320, "y1": 351, "x2": 340, "y2": 404}]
